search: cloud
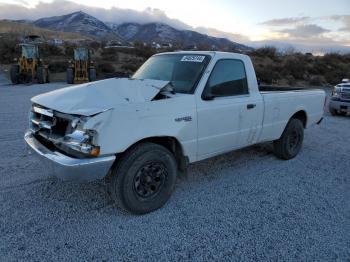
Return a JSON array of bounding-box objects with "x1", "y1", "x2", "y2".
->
[
  {"x1": 0, "y1": 0, "x2": 191, "y2": 30},
  {"x1": 261, "y1": 23, "x2": 350, "y2": 54},
  {"x1": 278, "y1": 24, "x2": 330, "y2": 38},
  {"x1": 195, "y1": 26, "x2": 250, "y2": 43},
  {"x1": 250, "y1": 39, "x2": 350, "y2": 54},
  {"x1": 0, "y1": 0, "x2": 250, "y2": 43},
  {"x1": 0, "y1": 0, "x2": 348, "y2": 53},
  {"x1": 12, "y1": 0, "x2": 30, "y2": 6},
  {"x1": 328, "y1": 15, "x2": 350, "y2": 32},
  {"x1": 260, "y1": 17, "x2": 310, "y2": 26},
  {"x1": 259, "y1": 15, "x2": 349, "y2": 53}
]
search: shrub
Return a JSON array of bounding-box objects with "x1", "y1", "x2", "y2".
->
[
  {"x1": 254, "y1": 64, "x2": 281, "y2": 84},
  {"x1": 0, "y1": 35, "x2": 19, "y2": 64},
  {"x1": 101, "y1": 48, "x2": 119, "y2": 62},
  {"x1": 49, "y1": 61, "x2": 67, "y2": 73},
  {"x1": 98, "y1": 63, "x2": 115, "y2": 73},
  {"x1": 309, "y1": 76, "x2": 325, "y2": 86},
  {"x1": 124, "y1": 47, "x2": 156, "y2": 59},
  {"x1": 87, "y1": 41, "x2": 101, "y2": 51},
  {"x1": 252, "y1": 46, "x2": 278, "y2": 60},
  {"x1": 282, "y1": 55, "x2": 309, "y2": 80},
  {"x1": 40, "y1": 43, "x2": 63, "y2": 57},
  {"x1": 324, "y1": 69, "x2": 348, "y2": 85},
  {"x1": 121, "y1": 63, "x2": 139, "y2": 73}
]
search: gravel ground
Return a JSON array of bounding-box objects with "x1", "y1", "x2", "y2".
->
[{"x1": 0, "y1": 78, "x2": 349, "y2": 261}]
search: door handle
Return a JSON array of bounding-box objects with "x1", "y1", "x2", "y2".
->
[{"x1": 247, "y1": 104, "x2": 256, "y2": 110}]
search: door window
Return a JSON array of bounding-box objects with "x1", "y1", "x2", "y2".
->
[{"x1": 204, "y1": 59, "x2": 249, "y2": 97}]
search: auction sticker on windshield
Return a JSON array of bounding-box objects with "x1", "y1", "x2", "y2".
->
[{"x1": 181, "y1": 55, "x2": 206, "y2": 63}]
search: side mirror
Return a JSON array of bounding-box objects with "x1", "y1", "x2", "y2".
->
[
  {"x1": 202, "y1": 87, "x2": 216, "y2": 101},
  {"x1": 202, "y1": 94, "x2": 215, "y2": 101}
]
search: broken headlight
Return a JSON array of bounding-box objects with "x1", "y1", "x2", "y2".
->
[{"x1": 61, "y1": 118, "x2": 100, "y2": 157}]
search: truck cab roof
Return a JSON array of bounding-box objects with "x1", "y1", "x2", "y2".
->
[{"x1": 155, "y1": 51, "x2": 250, "y2": 60}]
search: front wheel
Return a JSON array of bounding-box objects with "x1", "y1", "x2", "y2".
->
[
  {"x1": 88, "y1": 68, "x2": 96, "y2": 82},
  {"x1": 10, "y1": 65, "x2": 19, "y2": 84},
  {"x1": 37, "y1": 66, "x2": 45, "y2": 84},
  {"x1": 109, "y1": 142, "x2": 177, "y2": 215},
  {"x1": 67, "y1": 68, "x2": 74, "y2": 84},
  {"x1": 329, "y1": 107, "x2": 346, "y2": 116},
  {"x1": 273, "y1": 118, "x2": 304, "y2": 160}
]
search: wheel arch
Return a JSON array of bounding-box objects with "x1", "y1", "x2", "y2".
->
[
  {"x1": 290, "y1": 110, "x2": 307, "y2": 128},
  {"x1": 115, "y1": 136, "x2": 188, "y2": 172}
]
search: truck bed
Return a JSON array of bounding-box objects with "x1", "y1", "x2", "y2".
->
[{"x1": 257, "y1": 87, "x2": 325, "y2": 143}]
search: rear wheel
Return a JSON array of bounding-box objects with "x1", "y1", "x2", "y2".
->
[
  {"x1": 109, "y1": 142, "x2": 177, "y2": 215},
  {"x1": 273, "y1": 118, "x2": 304, "y2": 160},
  {"x1": 10, "y1": 65, "x2": 19, "y2": 84},
  {"x1": 37, "y1": 66, "x2": 45, "y2": 84},
  {"x1": 45, "y1": 69, "x2": 50, "y2": 83},
  {"x1": 88, "y1": 68, "x2": 96, "y2": 82},
  {"x1": 67, "y1": 68, "x2": 74, "y2": 84}
]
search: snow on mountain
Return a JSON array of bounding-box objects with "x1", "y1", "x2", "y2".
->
[
  {"x1": 113, "y1": 22, "x2": 252, "y2": 51},
  {"x1": 16, "y1": 11, "x2": 251, "y2": 50},
  {"x1": 33, "y1": 11, "x2": 122, "y2": 40}
]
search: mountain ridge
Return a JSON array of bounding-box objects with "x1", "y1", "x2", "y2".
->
[
  {"x1": 13, "y1": 11, "x2": 252, "y2": 51},
  {"x1": 111, "y1": 22, "x2": 251, "y2": 50},
  {"x1": 32, "y1": 11, "x2": 123, "y2": 40}
]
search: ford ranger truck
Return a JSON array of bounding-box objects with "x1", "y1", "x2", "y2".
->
[
  {"x1": 328, "y1": 81, "x2": 350, "y2": 116},
  {"x1": 25, "y1": 51, "x2": 325, "y2": 214}
]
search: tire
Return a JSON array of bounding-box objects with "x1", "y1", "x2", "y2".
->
[
  {"x1": 330, "y1": 107, "x2": 347, "y2": 116},
  {"x1": 24, "y1": 72, "x2": 33, "y2": 84},
  {"x1": 273, "y1": 118, "x2": 304, "y2": 160},
  {"x1": 10, "y1": 65, "x2": 19, "y2": 84},
  {"x1": 329, "y1": 107, "x2": 338, "y2": 116},
  {"x1": 67, "y1": 68, "x2": 74, "y2": 84},
  {"x1": 88, "y1": 68, "x2": 96, "y2": 82},
  {"x1": 37, "y1": 66, "x2": 45, "y2": 84},
  {"x1": 109, "y1": 142, "x2": 177, "y2": 215},
  {"x1": 45, "y1": 69, "x2": 50, "y2": 83}
]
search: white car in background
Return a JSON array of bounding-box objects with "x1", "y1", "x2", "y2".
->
[{"x1": 329, "y1": 80, "x2": 350, "y2": 116}]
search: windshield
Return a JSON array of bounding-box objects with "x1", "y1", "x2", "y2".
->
[
  {"x1": 74, "y1": 48, "x2": 88, "y2": 60},
  {"x1": 21, "y1": 45, "x2": 38, "y2": 59},
  {"x1": 132, "y1": 54, "x2": 211, "y2": 93}
]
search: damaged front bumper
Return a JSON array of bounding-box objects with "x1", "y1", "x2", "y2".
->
[{"x1": 24, "y1": 131, "x2": 115, "y2": 182}]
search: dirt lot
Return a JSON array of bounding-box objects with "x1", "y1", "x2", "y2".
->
[{"x1": 0, "y1": 78, "x2": 349, "y2": 261}]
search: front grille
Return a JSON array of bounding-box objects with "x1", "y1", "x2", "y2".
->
[
  {"x1": 30, "y1": 105, "x2": 71, "y2": 141},
  {"x1": 341, "y1": 92, "x2": 350, "y2": 101}
]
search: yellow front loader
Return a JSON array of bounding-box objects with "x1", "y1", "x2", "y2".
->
[
  {"x1": 10, "y1": 43, "x2": 49, "y2": 84},
  {"x1": 67, "y1": 47, "x2": 96, "y2": 84}
]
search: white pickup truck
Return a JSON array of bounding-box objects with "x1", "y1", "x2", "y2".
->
[{"x1": 25, "y1": 51, "x2": 325, "y2": 214}]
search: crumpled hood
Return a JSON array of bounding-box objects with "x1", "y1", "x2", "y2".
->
[{"x1": 31, "y1": 78, "x2": 169, "y2": 116}]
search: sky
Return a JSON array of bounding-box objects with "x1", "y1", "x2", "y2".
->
[{"x1": 0, "y1": 0, "x2": 349, "y2": 52}]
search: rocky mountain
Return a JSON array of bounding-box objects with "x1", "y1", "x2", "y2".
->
[
  {"x1": 32, "y1": 11, "x2": 122, "y2": 40},
  {"x1": 15, "y1": 11, "x2": 251, "y2": 51},
  {"x1": 111, "y1": 22, "x2": 251, "y2": 51}
]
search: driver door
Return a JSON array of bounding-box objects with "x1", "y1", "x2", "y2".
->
[{"x1": 196, "y1": 59, "x2": 261, "y2": 159}]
